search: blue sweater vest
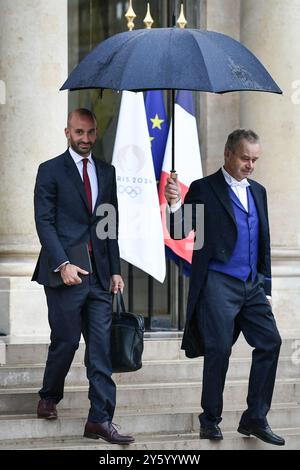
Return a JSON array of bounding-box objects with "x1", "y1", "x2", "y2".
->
[{"x1": 209, "y1": 186, "x2": 259, "y2": 282}]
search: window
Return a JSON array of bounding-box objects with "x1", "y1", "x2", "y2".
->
[{"x1": 68, "y1": 0, "x2": 201, "y2": 329}]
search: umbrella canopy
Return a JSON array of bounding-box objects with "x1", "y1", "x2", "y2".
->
[
  {"x1": 61, "y1": 27, "x2": 282, "y2": 94},
  {"x1": 61, "y1": 27, "x2": 282, "y2": 171}
]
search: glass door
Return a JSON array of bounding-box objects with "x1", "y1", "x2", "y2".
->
[{"x1": 68, "y1": 0, "x2": 201, "y2": 330}]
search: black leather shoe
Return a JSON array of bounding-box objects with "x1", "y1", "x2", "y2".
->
[
  {"x1": 237, "y1": 424, "x2": 285, "y2": 446},
  {"x1": 84, "y1": 421, "x2": 135, "y2": 445},
  {"x1": 200, "y1": 424, "x2": 223, "y2": 440}
]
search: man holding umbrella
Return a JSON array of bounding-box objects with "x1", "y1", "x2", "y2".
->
[
  {"x1": 165, "y1": 129, "x2": 285, "y2": 446},
  {"x1": 59, "y1": 20, "x2": 283, "y2": 446}
]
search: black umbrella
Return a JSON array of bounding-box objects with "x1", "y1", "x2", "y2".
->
[{"x1": 61, "y1": 27, "x2": 282, "y2": 172}]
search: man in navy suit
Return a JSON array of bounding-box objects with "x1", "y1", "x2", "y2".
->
[
  {"x1": 32, "y1": 108, "x2": 134, "y2": 444},
  {"x1": 165, "y1": 129, "x2": 285, "y2": 446}
]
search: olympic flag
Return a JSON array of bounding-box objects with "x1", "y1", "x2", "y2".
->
[{"x1": 112, "y1": 91, "x2": 166, "y2": 283}]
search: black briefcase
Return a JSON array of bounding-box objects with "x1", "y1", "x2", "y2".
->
[{"x1": 111, "y1": 291, "x2": 145, "y2": 373}]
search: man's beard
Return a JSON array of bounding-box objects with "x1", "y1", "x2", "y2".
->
[{"x1": 70, "y1": 139, "x2": 94, "y2": 155}]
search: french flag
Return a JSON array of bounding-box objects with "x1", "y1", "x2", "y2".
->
[{"x1": 158, "y1": 91, "x2": 203, "y2": 268}]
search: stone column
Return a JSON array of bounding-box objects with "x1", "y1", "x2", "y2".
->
[
  {"x1": 200, "y1": 0, "x2": 241, "y2": 175},
  {"x1": 240, "y1": 0, "x2": 300, "y2": 330},
  {"x1": 0, "y1": 0, "x2": 68, "y2": 335}
]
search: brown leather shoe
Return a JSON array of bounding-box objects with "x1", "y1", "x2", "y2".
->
[
  {"x1": 37, "y1": 398, "x2": 57, "y2": 419},
  {"x1": 84, "y1": 420, "x2": 135, "y2": 445}
]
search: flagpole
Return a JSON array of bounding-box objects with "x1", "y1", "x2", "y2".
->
[
  {"x1": 176, "y1": 4, "x2": 188, "y2": 331},
  {"x1": 124, "y1": 0, "x2": 137, "y2": 313},
  {"x1": 170, "y1": 4, "x2": 187, "y2": 176},
  {"x1": 170, "y1": 9, "x2": 177, "y2": 177},
  {"x1": 171, "y1": 88, "x2": 175, "y2": 173},
  {"x1": 144, "y1": 3, "x2": 155, "y2": 329}
]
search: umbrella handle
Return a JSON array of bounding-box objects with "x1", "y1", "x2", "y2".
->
[
  {"x1": 170, "y1": 170, "x2": 177, "y2": 181},
  {"x1": 169, "y1": 171, "x2": 179, "y2": 205}
]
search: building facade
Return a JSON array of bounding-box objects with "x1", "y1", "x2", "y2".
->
[{"x1": 0, "y1": 0, "x2": 300, "y2": 336}]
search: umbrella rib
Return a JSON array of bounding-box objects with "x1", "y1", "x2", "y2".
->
[
  {"x1": 192, "y1": 30, "x2": 275, "y2": 93},
  {"x1": 97, "y1": 31, "x2": 146, "y2": 82},
  {"x1": 198, "y1": 32, "x2": 244, "y2": 92},
  {"x1": 118, "y1": 35, "x2": 151, "y2": 91},
  {"x1": 188, "y1": 31, "x2": 215, "y2": 92}
]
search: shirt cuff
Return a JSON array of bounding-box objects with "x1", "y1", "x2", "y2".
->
[
  {"x1": 168, "y1": 199, "x2": 182, "y2": 213},
  {"x1": 266, "y1": 295, "x2": 272, "y2": 300},
  {"x1": 54, "y1": 261, "x2": 70, "y2": 272}
]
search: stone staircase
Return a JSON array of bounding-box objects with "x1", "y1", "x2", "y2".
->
[{"x1": 0, "y1": 333, "x2": 300, "y2": 450}]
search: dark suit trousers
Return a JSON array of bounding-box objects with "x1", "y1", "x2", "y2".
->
[
  {"x1": 39, "y1": 271, "x2": 116, "y2": 423},
  {"x1": 196, "y1": 270, "x2": 281, "y2": 428}
]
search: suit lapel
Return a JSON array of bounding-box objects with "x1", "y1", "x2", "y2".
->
[
  {"x1": 63, "y1": 150, "x2": 90, "y2": 213},
  {"x1": 229, "y1": 188, "x2": 248, "y2": 213},
  {"x1": 208, "y1": 171, "x2": 266, "y2": 237},
  {"x1": 248, "y1": 181, "x2": 265, "y2": 226},
  {"x1": 208, "y1": 169, "x2": 236, "y2": 226}
]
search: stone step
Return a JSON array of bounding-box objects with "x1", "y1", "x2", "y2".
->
[
  {"x1": 0, "y1": 378, "x2": 299, "y2": 415},
  {"x1": 0, "y1": 427, "x2": 299, "y2": 450},
  {"x1": 1, "y1": 338, "x2": 183, "y2": 365},
  {"x1": 0, "y1": 356, "x2": 299, "y2": 388},
  {"x1": 2, "y1": 333, "x2": 300, "y2": 365},
  {"x1": 0, "y1": 403, "x2": 299, "y2": 441}
]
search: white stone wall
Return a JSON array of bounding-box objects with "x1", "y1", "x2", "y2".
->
[
  {"x1": 0, "y1": 0, "x2": 68, "y2": 335},
  {"x1": 240, "y1": 0, "x2": 300, "y2": 330},
  {"x1": 0, "y1": 0, "x2": 299, "y2": 335},
  {"x1": 200, "y1": 0, "x2": 241, "y2": 175}
]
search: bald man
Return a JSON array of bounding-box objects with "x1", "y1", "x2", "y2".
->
[{"x1": 32, "y1": 108, "x2": 134, "y2": 444}]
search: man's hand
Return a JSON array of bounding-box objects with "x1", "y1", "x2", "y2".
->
[
  {"x1": 111, "y1": 274, "x2": 125, "y2": 294},
  {"x1": 60, "y1": 263, "x2": 89, "y2": 286},
  {"x1": 164, "y1": 176, "x2": 182, "y2": 205}
]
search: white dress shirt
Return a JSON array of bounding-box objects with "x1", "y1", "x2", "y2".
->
[
  {"x1": 54, "y1": 148, "x2": 99, "y2": 272},
  {"x1": 221, "y1": 167, "x2": 250, "y2": 212},
  {"x1": 69, "y1": 147, "x2": 98, "y2": 211}
]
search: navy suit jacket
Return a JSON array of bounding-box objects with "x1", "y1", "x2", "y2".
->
[
  {"x1": 169, "y1": 169, "x2": 272, "y2": 358},
  {"x1": 32, "y1": 150, "x2": 120, "y2": 290}
]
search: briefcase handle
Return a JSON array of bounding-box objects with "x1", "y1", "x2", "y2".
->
[{"x1": 112, "y1": 290, "x2": 126, "y2": 319}]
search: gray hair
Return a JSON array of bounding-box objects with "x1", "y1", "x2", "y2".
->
[{"x1": 225, "y1": 129, "x2": 259, "y2": 152}]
